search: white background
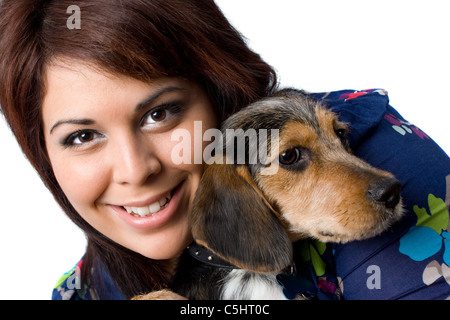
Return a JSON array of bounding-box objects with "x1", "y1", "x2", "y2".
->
[{"x1": 0, "y1": 0, "x2": 448, "y2": 299}]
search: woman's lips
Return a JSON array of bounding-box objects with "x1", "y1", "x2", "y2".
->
[
  {"x1": 123, "y1": 192, "x2": 172, "y2": 217},
  {"x1": 109, "y1": 181, "x2": 185, "y2": 231}
]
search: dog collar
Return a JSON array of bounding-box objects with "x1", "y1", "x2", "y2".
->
[
  {"x1": 187, "y1": 242, "x2": 237, "y2": 269},
  {"x1": 187, "y1": 242, "x2": 317, "y2": 299}
]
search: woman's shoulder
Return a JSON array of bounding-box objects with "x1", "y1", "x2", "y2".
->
[
  {"x1": 312, "y1": 88, "x2": 450, "y2": 299},
  {"x1": 309, "y1": 88, "x2": 390, "y2": 150},
  {"x1": 52, "y1": 257, "x2": 126, "y2": 300},
  {"x1": 52, "y1": 257, "x2": 97, "y2": 300}
]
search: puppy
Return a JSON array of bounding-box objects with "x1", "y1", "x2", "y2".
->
[{"x1": 134, "y1": 89, "x2": 403, "y2": 300}]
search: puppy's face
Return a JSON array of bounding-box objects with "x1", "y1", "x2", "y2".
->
[
  {"x1": 254, "y1": 107, "x2": 403, "y2": 243},
  {"x1": 191, "y1": 89, "x2": 403, "y2": 272},
  {"x1": 230, "y1": 91, "x2": 403, "y2": 243}
]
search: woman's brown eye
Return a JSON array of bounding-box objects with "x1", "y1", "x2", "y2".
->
[
  {"x1": 63, "y1": 130, "x2": 103, "y2": 147},
  {"x1": 78, "y1": 132, "x2": 94, "y2": 142},
  {"x1": 151, "y1": 110, "x2": 166, "y2": 122}
]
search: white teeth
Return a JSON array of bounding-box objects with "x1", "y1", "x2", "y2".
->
[
  {"x1": 123, "y1": 192, "x2": 172, "y2": 217},
  {"x1": 136, "y1": 207, "x2": 149, "y2": 216},
  {"x1": 149, "y1": 202, "x2": 160, "y2": 214}
]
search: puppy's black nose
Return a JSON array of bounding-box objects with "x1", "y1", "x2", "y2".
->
[{"x1": 367, "y1": 178, "x2": 402, "y2": 209}]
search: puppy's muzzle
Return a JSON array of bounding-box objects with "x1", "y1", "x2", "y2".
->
[{"x1": 367, "y1": 177, "x2": 402, "y2": 210}]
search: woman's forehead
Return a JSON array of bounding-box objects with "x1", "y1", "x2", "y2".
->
[{"x1": 41, "y1": 61, "x2": 196, "y2": 131}]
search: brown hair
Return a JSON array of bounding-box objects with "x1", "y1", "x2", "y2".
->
[{"x1": 0, "y1": 0, "x2": 277, "y2": 298}]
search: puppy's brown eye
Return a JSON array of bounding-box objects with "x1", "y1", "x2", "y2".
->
[
  {"x1": 335, "y1": 128, "x2": 348, "y2": 145},
  {"x1": 335, "y1": 128, "x2": 346, "y2": 139},
  {"x1": 279, "y1": 147, "x2": 301, "y2": 165}
]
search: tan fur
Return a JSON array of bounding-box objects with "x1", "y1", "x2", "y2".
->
[
  {"x1": 255, "y1": 109, "x2": 402, "y2": 243},
  {"x1": 191, "y1": 160, "x2": 292, "y2": 273},
  {"x1": 132, "y1": 289, "x2": 187, "y2": 300},
  {"x1": 133, "y1": 90, "x2": 403, "y2": 300}
]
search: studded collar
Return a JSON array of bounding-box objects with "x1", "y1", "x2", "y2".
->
[
  {"x1": 186, "y1": 241, "x2": 317, "y2": 299},
  {"x1": 187, "y1": 242, "x2": 237, "y2": 269}
]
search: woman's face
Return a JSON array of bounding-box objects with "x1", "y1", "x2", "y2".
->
[{"x1": 42, "y1": 60, "x2": 217, "y2": 260}]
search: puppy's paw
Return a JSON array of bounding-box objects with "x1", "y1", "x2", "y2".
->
[{"x1": 132, "y1": 289, "x2": 187, "y2": 300}]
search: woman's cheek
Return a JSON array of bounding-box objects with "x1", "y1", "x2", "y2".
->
[{"x1": 53, "y1": 156, "x2": 109, "y2": 213}]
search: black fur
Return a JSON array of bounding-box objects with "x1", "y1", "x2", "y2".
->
[{"x1": 171, "y1": 249, "x2": 232, "y2": 300}]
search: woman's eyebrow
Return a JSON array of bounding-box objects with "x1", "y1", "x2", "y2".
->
[
  {"x1": 49, "y1": 86, "x2": 186, "y2": 134},
  {"x1": 135, "y1": 86, "x2": 186, "y2": 112},
  {"x1": 50, "y1": 119, "x2": 95, "y2": 135}
]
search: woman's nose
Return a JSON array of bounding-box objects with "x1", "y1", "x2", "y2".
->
[{"x1": 110, "y1": 134, "x2": 161, "y2": 186}]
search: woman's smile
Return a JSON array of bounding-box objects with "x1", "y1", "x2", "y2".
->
[
  {"x1": 42, "y1": 59, "x2": 217, "y2": 260},
  {"x1": 0, "y1": 0, "x2": 281, "y2": 299},
  {"x1": 107, "y1": 180, "x2": 185, "y2": 231}
]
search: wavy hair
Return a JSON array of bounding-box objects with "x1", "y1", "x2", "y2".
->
[{"x1": 0, "y1": 0, "x2": 277, "y2": 298}]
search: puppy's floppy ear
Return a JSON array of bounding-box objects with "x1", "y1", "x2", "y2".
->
[{"x1": 191, "y1": 163, "x2": 292, "y2": 273}]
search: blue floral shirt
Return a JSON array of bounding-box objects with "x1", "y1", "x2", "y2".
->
[{"x1": 53, "y1": 89, "x2": 450, "y2": 300}]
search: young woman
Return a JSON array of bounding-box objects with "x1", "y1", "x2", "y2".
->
[
  {"x1": 0, "y1": 0, "x2": 448, "y2": 300},
  {"x1": 0, "y1": 0, "x2": 276, "y2": 299}
]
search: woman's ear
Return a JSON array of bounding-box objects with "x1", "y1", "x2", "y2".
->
[{"x1": 191, "y1": 162, "x2": 292, "y2": 273}]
